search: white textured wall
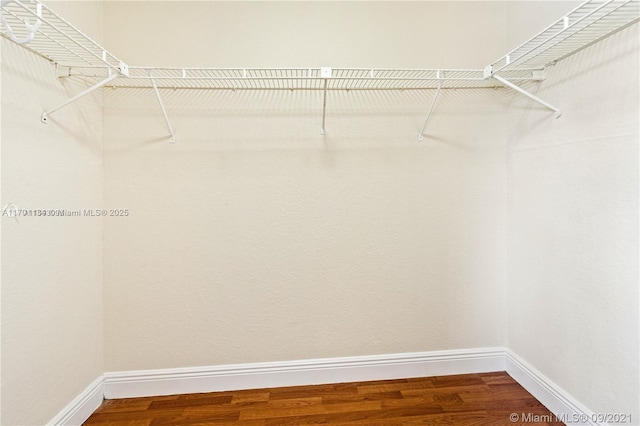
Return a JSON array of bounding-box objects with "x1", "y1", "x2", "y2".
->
[
  {"x1": 5, "y1": 1, "x2": 636, "y2": 422},
  {"x1": 0, "y1": 29, "x2": 3, "y2": 426},
  {"x1": 506, "y1": 7, "x2": 639, "y2": 422},
  {"x1": 0, "y1": 2, "x2": 104, "y2": 424},
  {"x1": 102, "y1": 1, "x2": 509, "y2": 371}
]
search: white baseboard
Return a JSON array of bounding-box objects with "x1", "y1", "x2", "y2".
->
[
  {"x1": 48, "y1": 376, "x2": 104, "y2": 426},
  {"x1": 53, "y1": 349, "x2": 602, "y2": 426},
  {"x1": 103, "y1": 347, "x2": 506, "y2": 399},
  {"x1": 505, "y1": 349, "x2": 599, "y2": 426}
]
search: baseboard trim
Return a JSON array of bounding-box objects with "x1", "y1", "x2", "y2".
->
[
  {"x1": 505, "y1": 350, "x2": 599, "y2": 426},
  {"x1": 103, "y1": 347, "x2": 506, "y2": 399},
  {"x1": 48, "y1": 375, "x2": 104, "y2": 426},
  {"x1": 67, "y1": 349, "x2": 601, "y2": 426}
]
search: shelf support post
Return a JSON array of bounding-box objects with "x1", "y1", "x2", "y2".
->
[
  {"x1": 320, "y1": 79, "x2": 328, "y2": 135},
  {"x1": 41, "y1": 61, "x2": 128, "y2": 123},
  {"x1": 418, "y1": 81, "x2": 443, "y2": 141},
  {"x1": 492, "y1": 73, "x2": 562, "y2": 118},
  {"x1": 320, "y1": 67, "x2": 332, "y2": 135},
  {"x1": 41, "y1": 72, "x2": 120, "y2": 123},
  {"x1": 150, "y1": 73, "x2": 176, "y2": 144}
]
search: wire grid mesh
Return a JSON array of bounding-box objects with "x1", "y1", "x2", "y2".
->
[
  {"x1": 492, "y1": 0, "x2": 639, "y2": 71},
  {"x1": 61, "y1": 67, "x2": 538, "y2": 91},
  {"x1": 2, "y1": 0, "x2": 637, "y2": 91},
  {"x1": 1, "y1": 0, "x2": 122, "y2": 70}
]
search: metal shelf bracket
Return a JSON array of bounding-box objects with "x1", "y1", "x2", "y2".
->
[
  {"x1": 41, "y1": 71, "x2": 120, "y2": 123},
  {"x1": 150, "y1": 73, "x2": 176, "y2": 143},
  {"x1": 320, "y1": 67, "x2": 331, "y2": 135},
  {"x1": 485, "y1": 66, "x2": 562, "y2": 119},
  {"x1": 418, "y1": 80, "x2": 443, "y2": 141},
  {"x1": 41, "y1": 61, "x2": 129, "y2": 123}
]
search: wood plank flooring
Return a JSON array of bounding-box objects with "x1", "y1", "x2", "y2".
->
[{"x1": 83, "y1": 372, "x2": 564, "y2": 425}]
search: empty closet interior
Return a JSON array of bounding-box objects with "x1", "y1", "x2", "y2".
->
[{"x1": 1, "y1": 0, "x2": 638, "y2": 424}]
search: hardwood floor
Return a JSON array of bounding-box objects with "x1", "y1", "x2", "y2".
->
[{"x1": 84, "y1": 372, "x2": 564, "y2": 425}]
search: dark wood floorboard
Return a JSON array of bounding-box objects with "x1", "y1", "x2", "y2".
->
[{"x1": 83, "y1": 372, "x2": 564, "y2": 425}]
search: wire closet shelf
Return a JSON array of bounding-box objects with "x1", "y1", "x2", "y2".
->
[
  {"x1": 1, "y1": 0, "x2": 639, "y2": 141},
  {"x1": 64, "y1": 67, "x2": 539, "y2": 91},
  {"x1": 488, "y1": 0, "x2": 640, "y2": 72},
  {"x1": 0, "y1": 0, "x2": 125, "y2": 73}
]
